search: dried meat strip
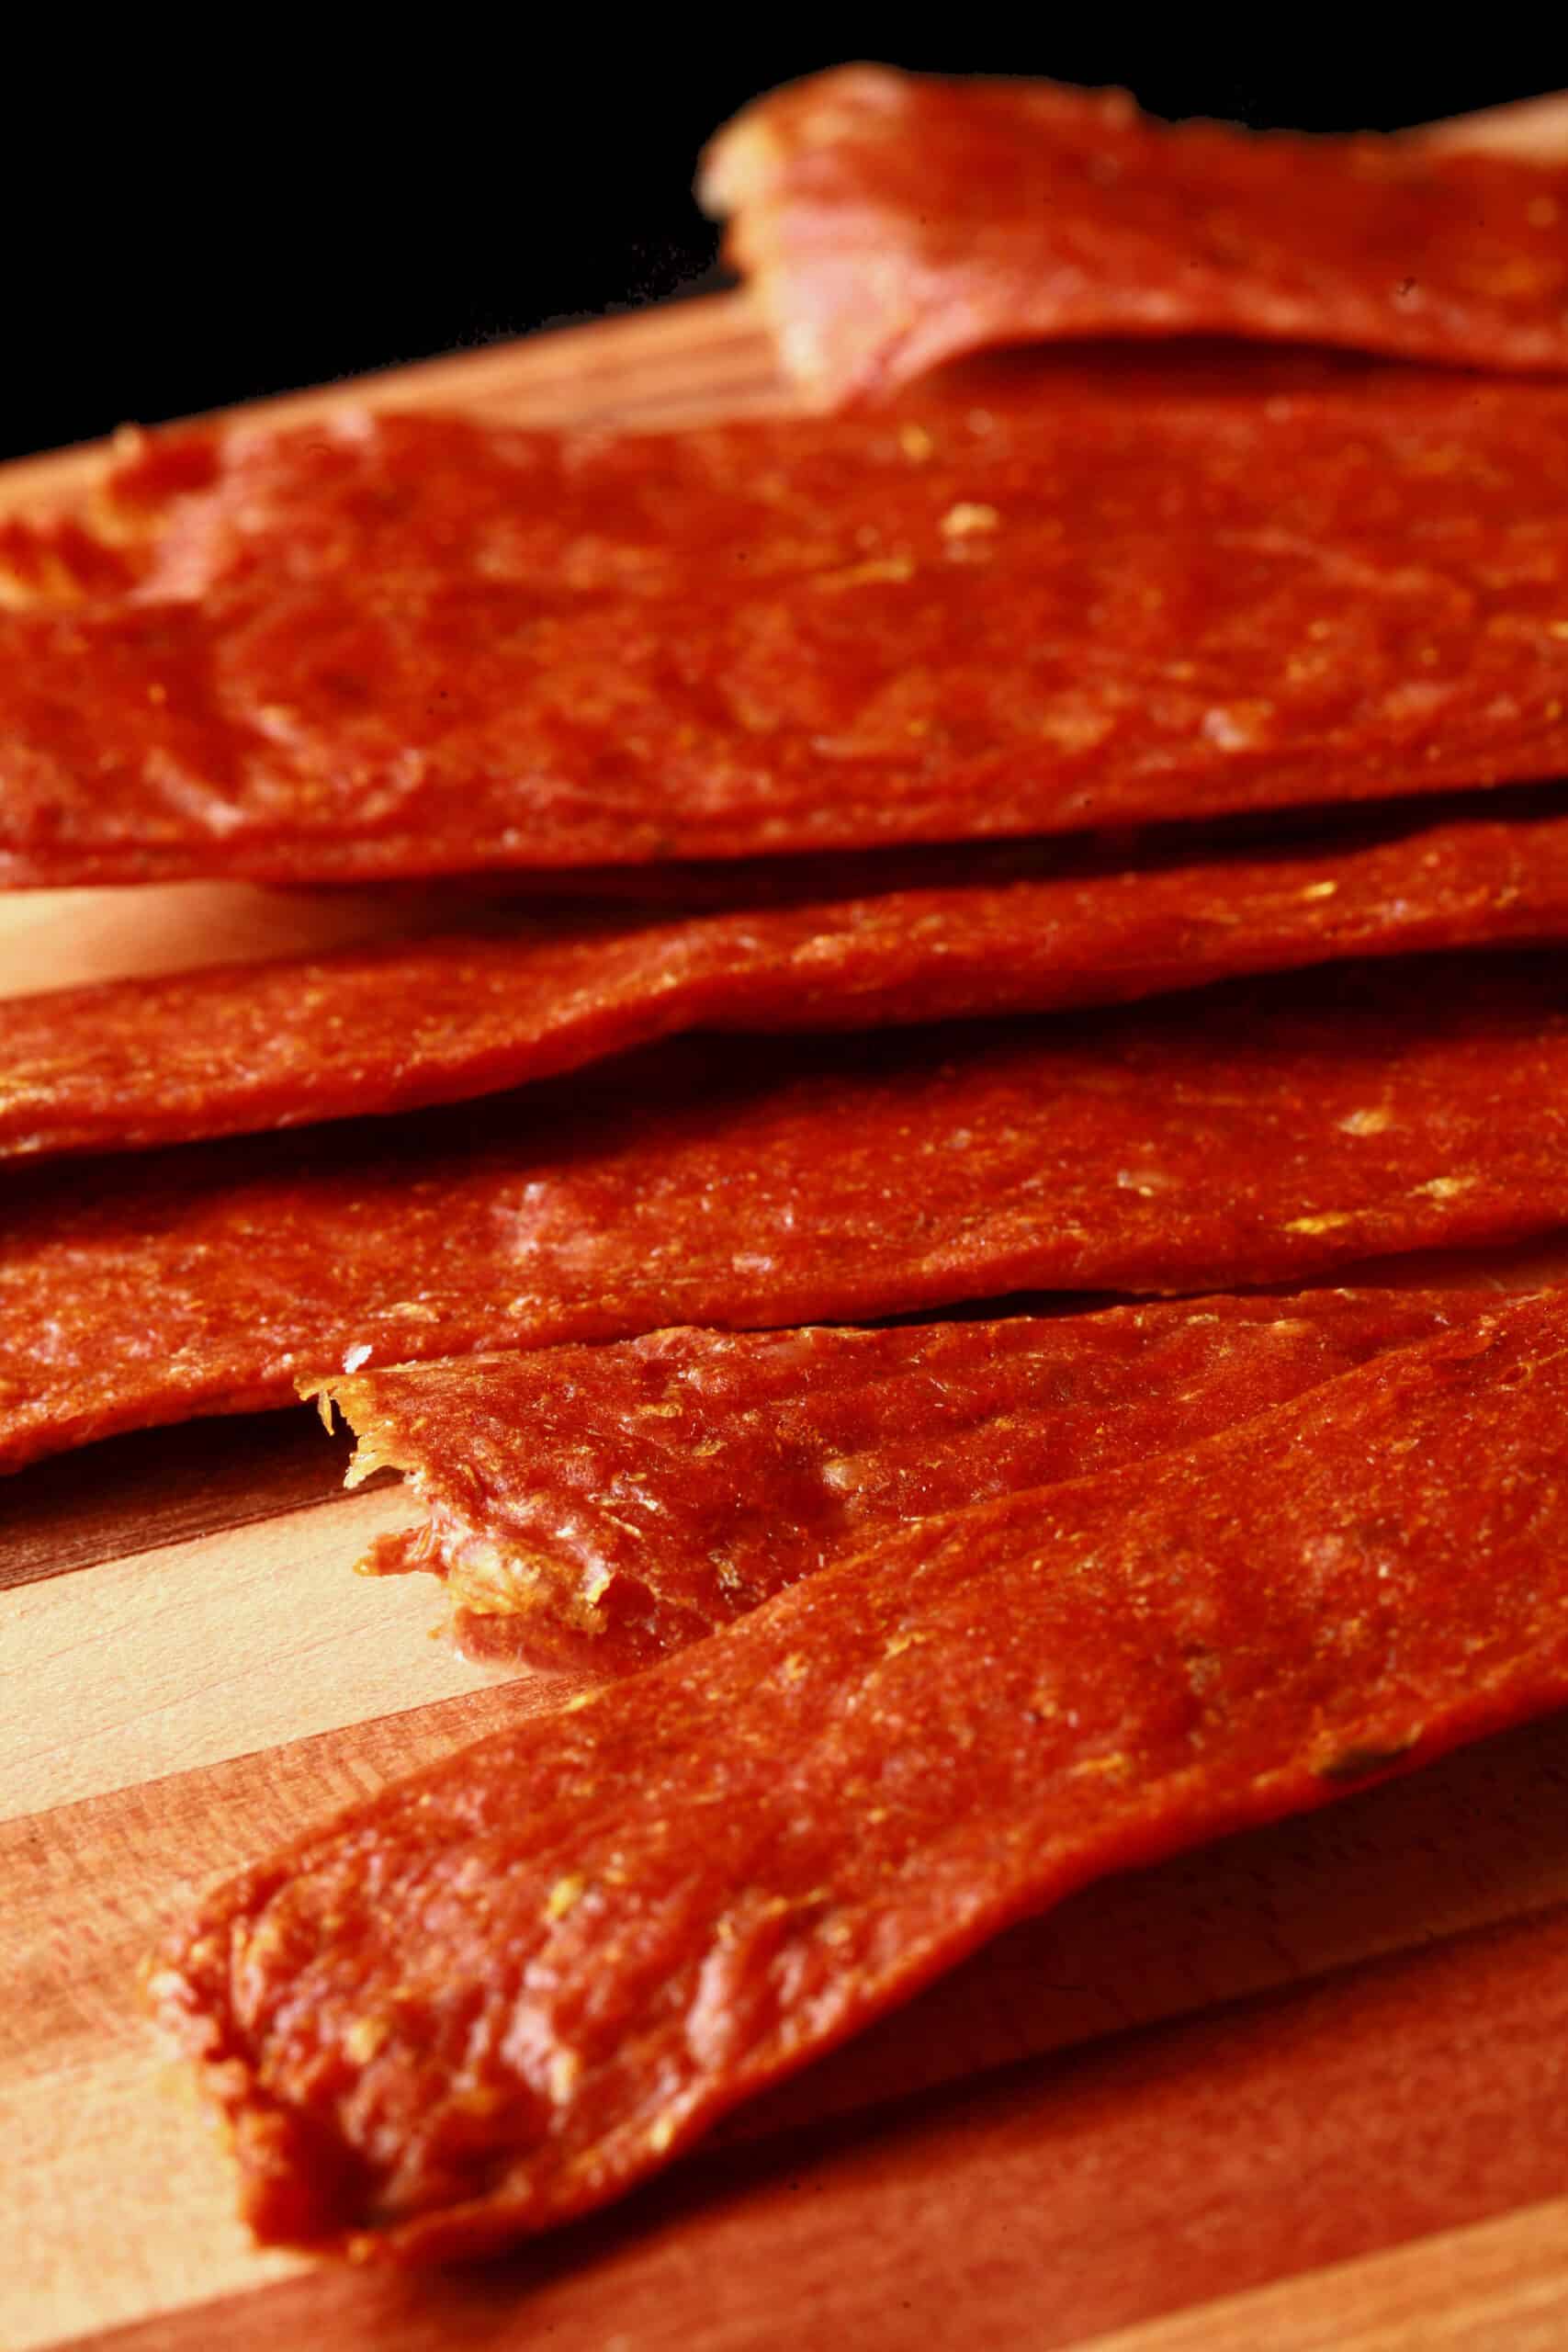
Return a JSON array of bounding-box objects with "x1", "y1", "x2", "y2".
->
[
  {"x1": 702, "y1": 66, "x2": 1568, "y2": 406},
  {"x1": 151, "y1": 1288, "x2": 1568, "y2": 2259},
  {"x1": 320, "y1": 1291, "x2": 1495, "y2": 1672},
  {"x1": 15, "y1": 805, "x2": 1568, "y2": 1159},
  {"x1": 6, "y1": 369, "x2": 1568, "y2": 885},
  {"x1": 6, "y1": 952, "x2": 1568, "y2": 1475}
]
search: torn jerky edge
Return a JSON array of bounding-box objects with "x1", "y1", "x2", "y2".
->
[{"x1": 310, "y1": 1374, "x2": 614, "y2": 1669}]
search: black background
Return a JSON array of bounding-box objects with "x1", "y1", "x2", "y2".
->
[{"x1": 7, "y1": 23, "x2": 1567, "y2": 461}]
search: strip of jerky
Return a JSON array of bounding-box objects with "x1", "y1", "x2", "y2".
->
[
  {"x1": 700, "y1": 66, "x2": 1568, "y2": 406},
  {"x1": 318, "y1": 1291, "x2": 1496, "y2": 1672},
  {"x1": 151, "y1": 1289, "x2": 1568, "y2": 2259},
  {"x1": 6, "y1": 367, "x2": 1568, "y2": 885},
  {"x1": 6, "y1": 952, "x2": 1568, "y2": 1475},
  {"x1": 15, "y1": 804, "x2": 1568, "y2": 1158}
]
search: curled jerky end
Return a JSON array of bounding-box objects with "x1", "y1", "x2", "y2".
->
[
  {"x1": 144, "y1": 1950, "x2": 374, "y2": 2252},
  {"x1": 146, "y1": 1851, "x2": 632, "y2": 2260}
]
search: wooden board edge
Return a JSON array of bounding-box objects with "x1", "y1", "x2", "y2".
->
[{"x1": 0, "y1": 287, "x2": 777, "y2": 517}]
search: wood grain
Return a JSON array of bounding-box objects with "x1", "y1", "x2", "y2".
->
[
  {"x1": 0, "y1": 1487, "x2": 484, "y2": 1820},
  {"x1": 6, "y1": 82, "x2": 1568, "y2": 2352}
]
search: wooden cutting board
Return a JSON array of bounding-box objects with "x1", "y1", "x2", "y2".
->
[{"x1": 10, "y1": 108, "x2": 1568, "y2": 2346}]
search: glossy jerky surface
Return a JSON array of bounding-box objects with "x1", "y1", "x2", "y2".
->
[
  {"x1": 7, "y1": 373, "x2": 1568, "y2": 885},
  {"x1": 8, "y1": 953, "x2": 1568, "y2": 1473},
  {"x1": 703, "y1": 66, "x2": 1568, "y2": 405},
  {"x1": 152, "y1": 1291, "x2": 1568, "y2": 2259},
  {"x1": 16, "y1": 806, "x2": 1568, "y2": 1158},
  {"x1": 321, "y1": 1292, "x2": 1495, "y2": 1672}
]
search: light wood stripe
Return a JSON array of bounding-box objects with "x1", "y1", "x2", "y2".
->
[
  {"x1": 0, "y1": 1487, "x2": 461, "y2": 1819},
  {"x1": 0, "y1": 882, "x2": 433, "y2": 1000},
  {"x1": 1419, "y1": 89, "x2": 1568, "y2": 158}
]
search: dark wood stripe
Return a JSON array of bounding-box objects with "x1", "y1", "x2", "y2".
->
[{"x1": 0, "y1": 1406, "x2": 389, "y2": 1590}]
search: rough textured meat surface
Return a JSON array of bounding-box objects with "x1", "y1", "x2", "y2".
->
[
  {"x1": 14, "y1": 805, "x2": 1568, "y2": 1158},
  {"x1": 702, "y1": 65, "x2": 1568, "y2": 405},
  {"x1": 7, "y1": 952, "x2": 1568, "y2": 1474},
  {"x1": 150, "y1": 1290, "x2": 1568, "y2": 2260},
  {"x1": 321, "y1": 1291, "x2": 1495, "y2": 1672},
  {"x1": 6, "y1": 368, "x2": 1568, "y2": 884}
]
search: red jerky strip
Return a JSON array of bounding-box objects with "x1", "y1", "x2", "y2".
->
[
  {"x1": 6, "y1": 952, "x2": 1568, "y2": 1476},
  {"x1": 6, "y1": 371, "x2": 1568, "y2": 885},
  {"x1": 701, "y1": 66, "x2": 1568, "y2": 406},
  {"x1": 320, "y1": 1291, "x2": 1495, "y2": 1673},
  {"x1": 16, "y1": 806, "x2": 1568, "y2": 1158},
  {"x1": 151, "y1": 1290, "x2": 1568, "y2": 2259}
]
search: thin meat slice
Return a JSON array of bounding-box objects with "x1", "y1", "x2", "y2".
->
[
  {"x1": 319, "y1": 1291, "x2": 1496, "y2": 1672},
  {"x1": 701, "y1": 66, "x2": 1568, "y2": 406},
  {"x1": 7, "y1": 952, "x2": 1568, "y2": 1475},
  {"x1": 7, "y1": 369, "x2": 1568, "y2": 885},
  {"x1": 151, "y1": 1288, "x2": 1568, "y2": 2260},
  {"x1": 15, "y1": 804, "x2": 1568, "y2": 1158}
]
